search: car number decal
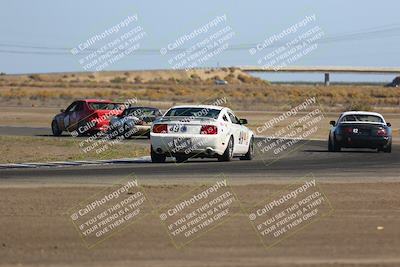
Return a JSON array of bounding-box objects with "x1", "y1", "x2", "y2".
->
[{"x1": 169, "y1": 124, "x2": 187, "y2": 133}]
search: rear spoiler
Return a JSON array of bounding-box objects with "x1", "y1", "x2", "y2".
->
[{"x1": 157, "y1": 116, "x2": 217, "y2": 122}]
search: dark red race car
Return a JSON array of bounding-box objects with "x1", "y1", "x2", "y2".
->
[{"x1": 51, "y1": 99, "x2": 123, "y2": 136}]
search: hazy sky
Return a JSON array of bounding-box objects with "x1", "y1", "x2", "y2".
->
[{"x1": 1, "y1": 0, "x2": 399, "y2": 81}]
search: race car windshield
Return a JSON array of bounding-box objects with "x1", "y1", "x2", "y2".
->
[
  {"x1": 341, "y1": 115, "x2": 383, "y2": 123},
  {"x1": 164, "y1": 108, "x2": 220, "y2": 119},
  {"x1": 88, "y1": 102, "x2": 120, "y2": 110}
]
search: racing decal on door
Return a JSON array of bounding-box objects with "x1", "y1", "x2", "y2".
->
[{"x1": 239, "y1": 131, "x2": 248, "y2": 145}]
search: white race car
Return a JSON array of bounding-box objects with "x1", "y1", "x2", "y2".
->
[{"x1": 150, "y1": 105, "x2": 255, "y2": 163}]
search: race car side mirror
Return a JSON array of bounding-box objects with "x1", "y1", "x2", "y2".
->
[
  {"x1": 239, "y1": 118, "x2": 248, "y2": 125},
  {"x1": 329, "y1": 120, "x2": 335, "y2": 126},
  {"x1": 60, "y1": 109, "x2": 65, "y2": 113},
  {"x1": 387, "y1": 122, "x2": 391, "y2": 127}
]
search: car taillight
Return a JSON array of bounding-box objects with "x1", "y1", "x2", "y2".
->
[
  {"x1": 200, "y1": 125, "x2": 218, "y2": 135},
  {"x1": 153, "y1": 124, "x2": 168, "y2": 133},
  {"x1": 377, "y1": 128, "x2": 387, "y2": 137},
  {"x1": 344, "y1": 127, "x2": 353, "y2": 134}
]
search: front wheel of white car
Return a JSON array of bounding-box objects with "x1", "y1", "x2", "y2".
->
[
  {"x1": 240, "y1": 137, "x2": 254, "y2": 160},
  {"x1": 218, "y1": 136, "x2": 234, "y2": 162}
]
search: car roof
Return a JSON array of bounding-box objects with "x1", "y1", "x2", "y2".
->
[
  {"x1": 127, "y1": 106, "x2": 159, "y2": 110},
  {"x1": 79, "y1": 99, "x2": 113, "y2": 103},
  {"x1": 169, "y1": 105, "x2": 226, "y2": 111},
  {"x1": 341, "y1": 111, "x2": 384, "y2": 117}
]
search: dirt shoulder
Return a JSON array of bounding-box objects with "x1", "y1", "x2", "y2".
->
[{"x1": 0, "y1": 182, "x2": 399, "y2": 267}]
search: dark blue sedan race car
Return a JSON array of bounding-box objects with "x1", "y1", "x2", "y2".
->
[{"x1": 328, "y1": 111, "x2": 392, "y2": 153}]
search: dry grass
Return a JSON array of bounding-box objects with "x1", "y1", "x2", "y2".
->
[
  {"x1": 0, "y1": 74, "x2": 400, "y2": 112},
  {"x1": 0, "y1": 135, "x2": 148, "y2": 164},
  {"x1": 0, "y1": 69, "x2": 399, "y2": 113}
]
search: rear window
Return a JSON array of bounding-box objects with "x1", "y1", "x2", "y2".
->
[
  {"x1": 341, "y1": 114, "x2": 383, "y2": 123},
  {"x1": 164, "y1": 108, "x2": 220, "y2": 119},
  {"x1": 124, "y1": 108, "x2": 159, "y2": 117},
  {"x1": 88, "y1": 102, "x2": 120, "y2": 110}
]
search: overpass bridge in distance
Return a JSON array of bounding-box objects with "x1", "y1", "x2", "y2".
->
[{"x1": 239, "y1": 66, "x2": 400, "y2": 86}]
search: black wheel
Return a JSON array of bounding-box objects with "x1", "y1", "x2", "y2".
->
[
  {"x1": 151, "y1": 146, "x2": 166, "y2": 163},
  {"x1": 329, "y1": 135, "x2": 341, "y2": 152},
  {"x1": 333, "y1": 142, "x2": 341, "y2": 152},
  {"x1": 383, "y1": 142, "x2": 392, "y2": 153},
  {"x1": 51, "y1": 120, "x2": 62, "y2": 136},
  {"x1": 175, "y1": 155, "x2": 188, "y2": 163},
  {"x1": 240, "y1": 137, "x2": 254, "y2": 160},
  {"x1": 218, "y1": 136, "x2": 234, "y2": 162},
  {"x1": 328, "y1": 136, "x2": 333, "y2": 152}
]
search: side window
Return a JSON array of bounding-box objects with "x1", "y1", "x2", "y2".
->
[
  {"x1": 235, "y1": 115, "x2": 240, "y2": 123},
  {"x1": 65, "y1": 102, "x2": 78, "y2": 112},
  {"x1": 228, "y1": 112, "x2": 239, "y2": 124},
  {"x1": 75, "y1": 102, "x2": 84, "y2": 112}
]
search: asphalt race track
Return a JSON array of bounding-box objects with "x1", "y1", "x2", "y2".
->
[
  {"x1": 1, "y1": 138, "x2": 398, "y2": 184},
  {"x1": 1, "y1": 130, "x2": 400, "y2": 267},
  {"x1": 0, "y1": 126, "x2": 52, "y2": 136}
]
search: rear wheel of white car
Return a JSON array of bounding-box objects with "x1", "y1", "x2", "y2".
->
[
  {"x1": 218, "y1": 136, "x2": 234, "y2": 162},
  {"x1": 51, "y1": 120, "x2": 62, "y2": 136},
  {"x1": 240, "y1": 137, "x2": 254, "y2": 160},
  {"x1": 151, "y1": 146, "x2": 166, "y2": 163},
  {"x1": 175, "y1": 155, "x2": 188, "y2": 163}
]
